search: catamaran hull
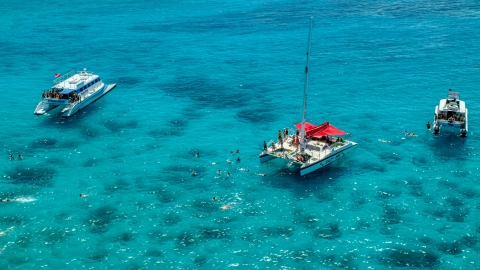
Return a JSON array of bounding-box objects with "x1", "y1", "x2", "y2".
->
[
  {"x1": 433, "y1": 106, "x2": 468, "y2": 136},
  {"x1": 300, "y1": 143, "x2": 357, "y2": 176},
  {"x1": 34, "y1": 102, "x2": 59, "y2": 115},
  {"x1": 259, "y1": 152, "x2": 278, "y2": 163},
  {"x1": 61, "y1": 84, "x2": 116, "y2": 117}
]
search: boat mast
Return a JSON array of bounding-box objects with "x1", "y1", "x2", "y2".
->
[{"x1": 300, "y1": 18, "x2": 313, "y2": 154}]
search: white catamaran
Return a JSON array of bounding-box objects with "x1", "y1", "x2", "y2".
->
[
  {"x1": 432, "y1": 89, "x2": 468, "y2": 137},
  {"x1": 259, "y1": 19, "x2": 357, "y2": 176},
  {"x1": 34, "y1": 69, "x2": 116, "y2": 117}
]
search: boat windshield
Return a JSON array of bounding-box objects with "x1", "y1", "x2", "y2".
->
[{"x1": 447, "y1": 91, "x2": 460, "y2": 100}]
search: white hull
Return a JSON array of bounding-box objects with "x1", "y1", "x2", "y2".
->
[
  {"x1": 61, "y1": 84, "x2": 116, "y2": 117},
  {"x1": 433, "y1": 102, "x2": 468, "y2": 137},
  {"x1": 259, "y1": 141, "x2": 357, "y2": 176},
  {"x1": 300, "y1": 142, "x2": 356, "y2": 176}
]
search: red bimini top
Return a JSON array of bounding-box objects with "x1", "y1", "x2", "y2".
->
[{"x1": 295, "y1": 122, "x2": 347, "y2": 137}]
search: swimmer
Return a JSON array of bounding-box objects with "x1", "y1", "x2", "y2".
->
[
  {"x1": 0, "y1": 226, "x2": 14, "y2": 236},
  {"x1": 217, "y1": 169, "x2": 222, "y2": 174},
  {"x1": 80, "y1": 193, "x2": 89, "y2": 198},
  {"x1": 378, "y1": 139, "x2": 392, "y2": 143},
  {"x1": 226, "y1": 159, "x2": 233, "y2": 164},
  {"x1": 255, "y1": 173, "x2": 266, "y2": 177},
  {"x1": 195, "y1": 152, "x2": 199, "y2": 157},
  {"x1": 230, "y1": 151, "x2": 234, "y2": 155},
  {"x1": 221, "y1": 204, "x2": 230, "y2": 210},
  {"x1": 18, "y1": 154, "x2": 22, "y2": 160},
  {"x1": 239, "y1": 168, "x2": 249, "y2": 172},
  {"x1": 236, "y1": 157, "x2": 241, "y2": 163},
  {"x1": 226, "y1": 172, "x2": 231, "y2": 177},
  {"x1": 212, "y1": 197, "x2": 217, "y2": 201},
  {"x1": 191, "y1": 170, "x2": 197, "y2": 176},
  {"x1": 9, "y1": 154, "x2": 13, "y2": 160},
  {"x1": 236, "y1": 149, "x2": 239, "y2": 154},
  {"x1": 426, "y1": 122, "x2": 431, "y2": 129},
  {"x1": 1, "y1": 198, "x2": 10, "y2": 202}
]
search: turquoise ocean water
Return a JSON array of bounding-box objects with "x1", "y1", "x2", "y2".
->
[{"x1": 1, "y1": 0, "x2": 480, "y2": 268}]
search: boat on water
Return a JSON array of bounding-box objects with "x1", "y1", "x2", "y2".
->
[
  {"x1": 34, "y1": 69, "x2": 116, "y2": 117},
  {"x1": 432, "y1": 89, "x2": 468, "y2": 137},
  {"x1": 259, "y1": 19, "x2": 357, "y2": 176}
]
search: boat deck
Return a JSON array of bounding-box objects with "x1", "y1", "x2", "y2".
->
[{"x1": 264, "y1": 135, "x2": 353, "y2": 165}]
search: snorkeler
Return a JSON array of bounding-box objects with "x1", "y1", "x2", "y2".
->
[{"x1": 0, "y1": 227, "x2": 14, "y2": 236}]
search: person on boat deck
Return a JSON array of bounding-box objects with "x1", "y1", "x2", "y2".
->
[
  {"x1": 284, "y1": 128, "x2": 289, "y2": 140},
  {"x1": 278, "y1": 130, "x2": 283, "y2": 146},
  {"x1": 263, "y1": 141, "x2": 268, "y2": 151},
  {"x1": 295, "y1": 135, "x2": 299, "y2": 149},
  {"x1": 271, "y1": 142, "x2": 276, "y2": 151},
  {"x1": 460, "y1": 115, "x2": 465, "y2": 121}
]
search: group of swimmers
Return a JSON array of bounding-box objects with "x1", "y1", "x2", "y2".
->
[
  {"x1": 190, "y1": 150, "x2": 266, "y2": 179},
  {"x1": 9, "y1": 154, "x2": 22, "y2": 160},
  {"x1": 437, "y1": 113, "x2": 465, "y2": 122},
  {"x1": 42, "y1": 89, "x2": 83, "y2": 103}
]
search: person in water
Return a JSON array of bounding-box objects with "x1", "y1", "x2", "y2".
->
[
  {"x1": 236, "y1": 157, "x2": 241, "y2": 163},
  {"x1": 0, "y1": 227, "x2": 14, "y2": 236},
  {"x1": 195, "y1": 152, "x2": 199, "y2": 157},
  {"x1": 217, "y1": 170, "x2": 222, "y2": 174},
  {"x1": 226, "y1": 172, "x2": 231, "y2": 177},
  {"x1": 9, "y1": 154, "x2": 13, "y2": 160},
  {"x1": 191, "y1": 170, "x2": 197, "y2": 176},
  {"x1": 255, "y1": 173, "x2": 266, "y2": 177},
  {"x1": 18, "y1": 154, "x2": 22, "y2": 160},
  {"x1": 426, "y1": 122, "x2": 431, "y2": 129}
]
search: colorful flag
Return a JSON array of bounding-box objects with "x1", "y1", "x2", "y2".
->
[{"x1": 54, "y1": 74, "x2": 61, "y2": 78}]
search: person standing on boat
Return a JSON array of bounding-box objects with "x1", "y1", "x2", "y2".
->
[
  {"x1": 278, "y1": 130, "x2": 283, "y2": 148},
  {"x1": 263, "y1": 141, "x2": 268, "y2": 151},
  {"x1": 284, "y1": 128, "x2": 289, "y2": 140}
]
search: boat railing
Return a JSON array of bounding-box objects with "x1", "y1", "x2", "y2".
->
[{"x1": 53, "y1": 70, "x2": 78, "y2": 85}]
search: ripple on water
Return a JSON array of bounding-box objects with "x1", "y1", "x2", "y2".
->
[
  {"x1": 147, "y1": 229, "x2": 171, "y2": 244},
  {"x1": 313, "y1": 223, "x2": 341, "y2": 240},
  {"x1": 104, "y1": 179, "x2": 132, "y2": 194},
  {"x1": 31, "y1": 138, "x2": 58, "y2": 149},
  {"x1": 112, "y1": 232, "x2": 135, "y2": 244},
  {"x1": 379, "y1": 248, "x2": 439, "y2": 268},
  {"x1": 236, "y1": 108, "x2": 277, "y2": 125},
  {"x1": 320, "y1": 253, "x2": 358, "y2": 270},
  {"x1": 145, "y1": 249, "x2": 163, "y2": 258},
  {"x1": 5, "y1": 166, "x2": 56, "y2": 186},
  {"x1": 200, "y1": 226, "x2": 230, "y2": 240},
  {"x1": 86, "y1": 205, "x2": 118, "y2": 234},
  {"x1": 160, "y1": 211, "x2": 182, "y2": 226},
  {"x1": 446, "y1": 207, "x2": 470, "y2": 222},
  {"x1": 85, "y1": 248, "x2": 109, "y2": 263},
  {"x1": 258, "y1": 226, "x2": 295, "y2": 239},
  {"x1": 103, "y1": 119, "x2": 138, "y2": 133}
]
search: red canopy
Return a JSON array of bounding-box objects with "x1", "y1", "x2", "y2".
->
[{"x1": 295, "y1": 122, "x2": 347, "y2": 137}]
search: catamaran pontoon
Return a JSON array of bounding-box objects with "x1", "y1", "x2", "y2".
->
[
  {"x1": 34, "y1": 69, "x2": 116, "y2": 117},
  {"x1": 259, "y1": 19, "x2": 357, "y2": 176},
  {"x1": 432, "y1": 89, "x2": 468, "y2": 137}
]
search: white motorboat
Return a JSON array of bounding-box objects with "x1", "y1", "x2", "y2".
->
[
  {"x1": 259, "y1": 19, "x2": 357, "y2": 176},
  {"x1": 432, "y1": 89, "x2": 468, "y2": 137},
  {"x1": 34, "y1": 69, "x2": 116, "y2": 117}
]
